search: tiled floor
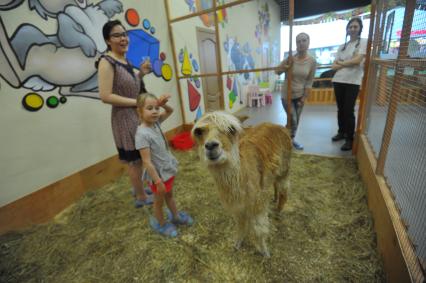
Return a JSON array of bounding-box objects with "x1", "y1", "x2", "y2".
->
[{"x1": 236, "y1": 92, "x2": 354, "y2": 157}]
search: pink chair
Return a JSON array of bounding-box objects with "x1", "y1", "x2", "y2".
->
[
  {"x1": 259, "y1": 87, "x2": 273, "y2": 105},
  {"x1": 246, "y1": 85, "x2": 265, "y2": 107}
]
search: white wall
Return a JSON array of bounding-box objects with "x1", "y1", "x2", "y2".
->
[{"x1": 0, "y1": 0, "x2": 182, "y2": 207}]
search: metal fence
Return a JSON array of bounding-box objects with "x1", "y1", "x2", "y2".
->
[{"x1": 363, "y1": 0, "x2": 426, "y2": 280}]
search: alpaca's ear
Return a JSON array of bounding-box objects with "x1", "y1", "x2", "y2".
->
[{"x1": 235, "y1": 115, "x2": 249, "y2": 124}]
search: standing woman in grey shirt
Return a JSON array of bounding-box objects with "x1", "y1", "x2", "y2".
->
[{"x1": 276, "y1": 33, "x2": 317, "y2": 150}]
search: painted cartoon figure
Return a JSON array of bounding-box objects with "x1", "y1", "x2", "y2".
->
[{"x1": 0, "y1": 0, "x2": 123, "y2": 98}]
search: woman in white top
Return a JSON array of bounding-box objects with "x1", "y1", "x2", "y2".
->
[
  {"x1": 276, "y1": 33, "x2": 317, "y2": 150},
  {"x1": 331, "y1": 17, "x2": 367, "y2": 151}
]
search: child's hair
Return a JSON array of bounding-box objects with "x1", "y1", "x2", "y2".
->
[
  {"x1": 137, "y1": 92, "x2": 158, "y2": 108},
  {"x1": 137, "y1": 93, "x2": 158, "y2": 121}
]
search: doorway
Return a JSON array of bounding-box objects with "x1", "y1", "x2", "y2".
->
[{"x1": 196, "y1": 27, "x2": 222, "y2": 112}]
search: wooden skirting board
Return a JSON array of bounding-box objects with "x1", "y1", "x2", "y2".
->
[
  {"x1": 0, "y1": 124, "x2": 192, "y2": 235},
  {"x1": 357, "y1": 135, "x2": 423, "y2": 283},
  {"x1": 306, "y1": 88, "x2": 360, "y2": 105}
]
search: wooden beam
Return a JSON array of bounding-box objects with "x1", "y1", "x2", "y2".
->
[
  {"x1": 376, "y1": 0, "x2": 416, "y2": 175},
  {"x1": 353, "y1": 0, "x2": 377, "y2": 154},
  {"x1": 176, "y1": 66, "x2": 280, "y2": 80},
  {"x1": 286, "y1": 0, "x2": 294, "y2": 131},
  {"x1": 164, "y1": 0, "x2": 186, "y2": 125},
  {"x1": 213, "y1": 0, "x2": 225, "y2": 109}
]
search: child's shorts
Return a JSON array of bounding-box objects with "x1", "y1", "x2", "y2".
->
[{"x1": 149, "y1": 176, "x2": 175, "y2": 194}]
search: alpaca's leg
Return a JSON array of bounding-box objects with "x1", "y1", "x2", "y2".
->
[
  {"x1": 234, "y1": 215, "x2": 248, "y2": 250},
  {"x1": 274, "y1": 178, "x2": 290, "y2": 212},
  {"x1": 252, "y1": 212, "x2": 270, "y2": 257}
]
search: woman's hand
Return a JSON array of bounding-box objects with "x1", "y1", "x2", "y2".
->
[
  {"x1": 140, "y1": 58, "x2": 152, "y2": 75},
  {"x1": 158, "y1": 94, "x2": 171, "y2": 106},
  {"x1": 332, "y1": 61, "x2": 343, "y2": 71},
  {"x1": 336, "y1": 60, "x2": 346, "y2": 67}
]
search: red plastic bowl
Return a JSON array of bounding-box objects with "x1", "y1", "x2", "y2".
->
[{"x1": 171, "y1": 132, "x2": 195, "y2": 150}]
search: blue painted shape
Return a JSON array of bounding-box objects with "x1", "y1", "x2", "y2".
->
[
  {"x1": 150, "y1": 27, "x2": 156, "y2": 34},
  {"x1": 127, "y1": 29, "x2": 160, "y2": 69},
  {"x1": 143, "y1": 19, "x2": 151, "y2": 30},
  {"x1": 179, "y1": 49, "x2": 184, "y2": 63},
  {"x1": 244, "y1": 71, "x2": 249, "y2": 80},
  {"x1": 192, "y1": 59, "x2": 199, "y2": 72},
  {"x1": 152, "y1": 59, "x2": 163, "y2": 77},
  {"x1": 196, "y1": 106, "x2": 202, "y2": 120}
]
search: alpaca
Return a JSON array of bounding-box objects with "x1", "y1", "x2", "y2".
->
[{"x1": 191, "y1": 111, "x2": 292, "y2": 256}]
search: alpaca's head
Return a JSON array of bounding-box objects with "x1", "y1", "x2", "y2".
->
[{"x1": 192, "y1": 111, "x2": 243, "y2": 166}]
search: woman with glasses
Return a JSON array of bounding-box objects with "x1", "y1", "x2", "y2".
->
[{"x1": 97, "y1": 20, "x2": 154, "y2": 208}]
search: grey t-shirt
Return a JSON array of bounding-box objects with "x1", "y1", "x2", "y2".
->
[
  {"x1": 278, "y1": 55, "x2": 317, "y2": 99},
  {"x1": 135, "y1": 122, "x2": 178, "y2": 182}
]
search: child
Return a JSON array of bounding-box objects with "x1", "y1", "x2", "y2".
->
[{"x1": 135, "y1": 93, "x2": 193, "y2": 237}]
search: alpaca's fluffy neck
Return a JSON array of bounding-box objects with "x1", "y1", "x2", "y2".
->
[{"x1": 208, "y1": 144, "x2": 240, "y2": 193}]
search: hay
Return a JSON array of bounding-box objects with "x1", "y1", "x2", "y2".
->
[{"x1": 0, "y1": 151, "x2": 384, "y2": 282}]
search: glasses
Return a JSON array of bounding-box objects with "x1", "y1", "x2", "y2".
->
[{"x1": 110, "y1": 32, "x2": 128, "y2": 38}]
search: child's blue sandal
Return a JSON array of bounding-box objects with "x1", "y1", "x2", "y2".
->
[
  {"x1": 167, "y1": 210, "x2": 194, "y2": 226},
  {"x1": 134, "y1": 195, "x2": 154, "y2": 208},
  {"x1": 149, "y1": 216, "x2": 178, "y2": 237},
  {"x1": 131, "y1": 186, "x2": 153, "y2": 197}
]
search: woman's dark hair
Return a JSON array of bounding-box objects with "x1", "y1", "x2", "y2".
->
[
  {"x1": 95, "y1": 20, "x2": 124, "y2": 69},
  {"x1": 102, "y1": 20, "x2": 124, "y2": 51},
  {"x1": 342, "y1": 17, "x2": 363, "y2": 51}
]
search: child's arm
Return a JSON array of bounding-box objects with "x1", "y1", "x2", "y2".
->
[
  {"x1": 158, "y1": 94, "x2": 173, "y2": 123},
  {"x1": 140, "y1": 148, "x2": 166, "y2": 193}
]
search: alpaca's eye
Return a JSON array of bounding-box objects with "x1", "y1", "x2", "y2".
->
[
  {"x1": 228, "y1": 126, "x2": 237, "y2": 136},
  {"x1": 193, "y1": 128, "x2": 203, "y2": 137}
]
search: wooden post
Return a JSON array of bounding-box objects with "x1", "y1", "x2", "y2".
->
[
  {"x1": 212, "y1": 0, "x2": 225, "y2": 109},
  {"x1": 286, "y1": 0, "x2": 294, "y2": 132},
  {"x1": 164, "y1": 0, "x2": 186, "y2": 125},
  {"x1": 353, "y1": 0, "x2": 377, "y2": 154},
  {"x1": 376, "y1": 0, "x2": 416, "y2": 175}
]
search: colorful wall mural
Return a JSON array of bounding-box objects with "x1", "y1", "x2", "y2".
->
[
  {"x1": 222, "y1": 36, "x2": 256, "y2": 108},
  {"x1": 0, "y1": 0, "x2": 173, "y2": 112},
  {"x1": 178, "y1": 46, "x2": 203, "y2": 120},
  {"x1": 184, "y1": 0, "x2": 228, "y2": 28}
]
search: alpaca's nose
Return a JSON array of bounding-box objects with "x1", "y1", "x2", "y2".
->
[{"x1": 205, "y1": 141, "x2": 219, "y2": 151}]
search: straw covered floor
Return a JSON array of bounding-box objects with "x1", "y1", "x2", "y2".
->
[{"x1": 0, "y1": 150, "x2": 384, "y2": 282}]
